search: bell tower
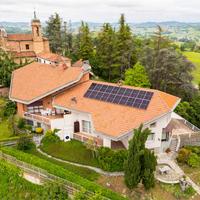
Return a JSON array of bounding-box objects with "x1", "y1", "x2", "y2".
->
[{"x1": 31, "y1": 11, "x2": 42, "y2": 42}]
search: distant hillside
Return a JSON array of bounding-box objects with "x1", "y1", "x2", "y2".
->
[{"x1": 1, "y1": 21, "x2": 200, "y2": 42}]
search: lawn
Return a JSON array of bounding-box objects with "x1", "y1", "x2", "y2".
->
[
  {"x1": 0, "y1": 119, "x2": 13, "y2": 140},
  {"x1": 0, "y1": 97, "x2": 14, "y2": 140},
  {"x1": 27, "y1": 147, "x2": 100, "y2": 181},
  {"x1": 40, "y1": 139, "x2": 99, "y2": 167},
  {"x1": 183, "y1": 51, "x2": 200, "y2": 85}
]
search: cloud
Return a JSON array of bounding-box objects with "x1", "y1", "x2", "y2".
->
[{"x1": 0, "y1": 0, "x2": 200, "y2": 22}]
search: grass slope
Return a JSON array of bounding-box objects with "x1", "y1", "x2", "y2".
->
[
  {"x1": 183, "y1": 51, "x2": 200, "y2": 85},
  {"x1": 41, "y1": 140, "x2": 99, "y2": 167},
  {"x1": 27, "y1": 147, "x2": 99, "y2": 181}
]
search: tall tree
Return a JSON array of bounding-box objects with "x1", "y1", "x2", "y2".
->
[
  {"x1": 124, "y1": 125, "x2": 157, "y2": 190},
  {"x1": 116, "y1": 14, "x2": 134, "y2": 79},
  {"x1": 124, "y1": 62, "x2": 151, "y2": 88},
  {"x1": 62, "y1": 21, "x2": 73, "y2": 57},
  {"x1": 0, "y1": 48, "x2": 18, "y2": 87},
  {"x1": 73, "y1": 22, "x2": 94, "y2": 61},
  {"x1": 140, "y1": 26, "x2": 195, "y2": 99},
  {"x1": 96, "y1": 23, "x2": 118, "y2": 81},
  {"x1": 46, "y1": 13, "x2": 62, "y2": 53}
]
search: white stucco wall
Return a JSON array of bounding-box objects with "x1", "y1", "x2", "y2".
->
[
  {"x1": 123, "y1": 112, "x2": 172, "y2": 151},
  {"x1": 50, "y1": 109, "x2": 97, "y2": 141}
]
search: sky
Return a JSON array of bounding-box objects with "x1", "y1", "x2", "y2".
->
[{"x1": 1, "y1": 0, "x2": 200, "y2": 23}]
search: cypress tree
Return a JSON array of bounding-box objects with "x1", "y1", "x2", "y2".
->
[
  {"x1": 96, "y1": 23, "x2": 118, "y2": 81},
  {"x1": 46, "y1": 13, "x2": 62, "y2": 53},
  {"x1": 116, "y1": 14, "x2": 134, "y2": 79},
  {"x1": 124, "y1": 125, "x2": 157, "y2": 190},
  {"x1": 74, "y1": 21, "x2": 94, "y2": 61}
]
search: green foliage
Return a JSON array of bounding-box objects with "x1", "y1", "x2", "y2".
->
[
  {"x1": 187, "y1": 153, "x2": 200, "y2": 168},
  {"x1": 141, "y1": 149, "x2": 157, "y2": 190},
  {"x1": 74, "y1": 189, "x2": 103, "y2": 200},
  {"x1": 17, "y1": 118, "x2": 26, "y2": 129},
  {"x1": 177, "y1": 148, "x2": 191, "y2": 163},
  {"x1": 0, "y1": 160, "x2": 69, "y2": 199},
  {"x1": 184, "y1": 186, "x2": 196, "y2": 196},
  {"x1": 2, "y1": 100, "x2": 16, "y2": 118},
  {"x1": 17, "y1": 136, "x2": 35, "y2": 151},
  {"x1": 140, "y1": 26, "x2": 195, "y2": 100},
  {"x1": 161, "y1": 183, "x2": 196, "y2": 199},
  {"x1": 97, "y1": 147, "x2": 127, "y2": 172},
  {"x1": 175, "y1": 94, "x2": 200, "y2": 128},
  {"x1": 46, "y1": 13, "x2": 62, "y2": 53},
  {"x1": 95, "y1": 23, "x2": 118, "y2": 81},
  {"x1": 0, "y1": 147, "x2": 126, "y2": 200},
  {"x1": 115, "y1": 14, "x2": 135, "y2": 79},
  {"x1": 0, "y1": 48, "x2": 18, "y2": 87},
  {"x1": 124, "y1": 62, "x2": 151, "y2": 88},
  {"x1": 124, "y1": 125, "x2": 157, "y2": 190},
  {"x1": 74, "y1": 21, "x2": 94, "y2": 61},
  {"x1": 41, "y1": 129, "x2": 60, "y2": 144}
]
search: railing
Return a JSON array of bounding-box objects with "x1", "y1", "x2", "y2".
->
[
  {"x1": 24, "y1": 112, "x2": 51, "y2": 125},
  {"x1": 182, "y1": 119, "x2": 200, "y2": 132},
  {"x1": 73, "y1": 132, "x2": 103, "y2": 147},
  {"x1": 0, "y1": 152, "x2": 109, "y2": 199}
]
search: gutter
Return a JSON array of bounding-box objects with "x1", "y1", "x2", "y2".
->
[{"x1": 9, "y1": 71, "x2": 84, "y2": 105}]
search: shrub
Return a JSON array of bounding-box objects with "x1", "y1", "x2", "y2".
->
[
  {"x1": 17, "y1": 118, "x2": 26, "y2": 129},
  {"x1": 41, "y1": 130, "x2": 60, "y2": 145},
  {"x1": 177, "y1": 148, "x2": 191, "y2": 163},
  {"x1": 2, "y1": 100, "x2": 16, "y2": 118},
  {"x1": 17, "y1": 136, "x2": 35, "y2": 151},
  {"x1": 184, "y1": 186, "x2": 196, "y2": 196},
  {"x1": 187, "y1": 153, "x2": 200, "y2": 168},
  {"x1": 185, "y1": 146, "x2": 200, "y2": 155},
  {"x1": 97, "y1": 147, "x2": 127, "y2": 172},
  {"x1": 35, "y1": 127, "x2": 43, "y2": 134}
]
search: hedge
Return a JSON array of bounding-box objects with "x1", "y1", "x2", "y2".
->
[
  {"x1": 0, "y1": 135, "x2": 32, "y2": 143},
  {"x1": 97, "y1": 147, "x2": 127, "y2": 172},
  {"x1": 0, "y1": 147, "x2": 127, "y2": 200}
]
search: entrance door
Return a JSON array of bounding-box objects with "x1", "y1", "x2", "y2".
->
[{"x1": 74, "y1": 121, "x2": 80, "y2": 133}]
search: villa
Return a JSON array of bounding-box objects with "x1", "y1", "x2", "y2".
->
[{"x1": 9, "y1": 55, "x2": 199, "y2": 153}]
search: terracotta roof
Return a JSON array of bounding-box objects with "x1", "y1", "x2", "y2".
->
[
  {"x1": 7, "y1": 34, "x2": 33, "y2": 41},
  {"x1": 10, "y1": 62, "x2": 83, "y2": 103},
  {"x1": 37, "y1": 52, "x2": 70, "y2": 63},
  {"x1": 72, "y1": 59, "x2": 83, "y2": 67},
  {"x1": 53, "y1": 80, "x2": 180, "y2": 138},
  {"x1": 12, "y1": 51, "x2": 36, "y2": 58}
]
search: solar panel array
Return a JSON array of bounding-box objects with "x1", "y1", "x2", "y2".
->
[{"x1": 84, "y1": 83, "x2": 154, "y2": 110}]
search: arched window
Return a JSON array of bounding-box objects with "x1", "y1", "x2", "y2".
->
[{"x1": 36, "y1": 27, "x2": 39, "y2": 36}]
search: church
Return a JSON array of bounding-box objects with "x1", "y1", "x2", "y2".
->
[{"x1": 0, "y1": 12, "x2": 50, "y2": 63}]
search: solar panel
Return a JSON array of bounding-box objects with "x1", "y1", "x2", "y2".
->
[{"x1": 84, "y1": 83, "x2": 154, "y2": 110}]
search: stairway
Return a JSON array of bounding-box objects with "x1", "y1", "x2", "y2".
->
[{"x1": 170, "y1": 137, "x2": 178, "y2": 152}]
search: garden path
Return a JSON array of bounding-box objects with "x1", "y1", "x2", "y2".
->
[{"x1": 37, "y1": 148, "x2": 124, "y2": 177}]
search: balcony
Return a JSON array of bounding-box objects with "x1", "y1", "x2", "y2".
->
[{"x1": 23, "y1": 112, "x2": 63, "y2": 125}]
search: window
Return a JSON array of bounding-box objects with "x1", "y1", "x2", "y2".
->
[
  {"x1": 147, "y1": 132, "x2": 155, "y2": 141},
  {"x1": 25, "y1": 44, "x2": 30, "y2": 50},
  {"x1": 36, "y1": 27, "x2": 39, "y2": 36},
  {"x1": 150, "y1": 122, "x2": 156, "y2": 128},
  {"x1": 82, "y1": 120, "x2": 91, "y2": 133}
]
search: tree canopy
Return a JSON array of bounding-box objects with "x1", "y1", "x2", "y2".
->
[
  {"x1": 124, "y1": 62, "x2": 151, "y2": 88},
  {"x1": 0, "y1": 48, "x2": 18, "y2": 87}
]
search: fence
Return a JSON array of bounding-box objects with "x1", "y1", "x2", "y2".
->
[{"x1": 0, "y1": 151, "x2": 110, "y2": 199}]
